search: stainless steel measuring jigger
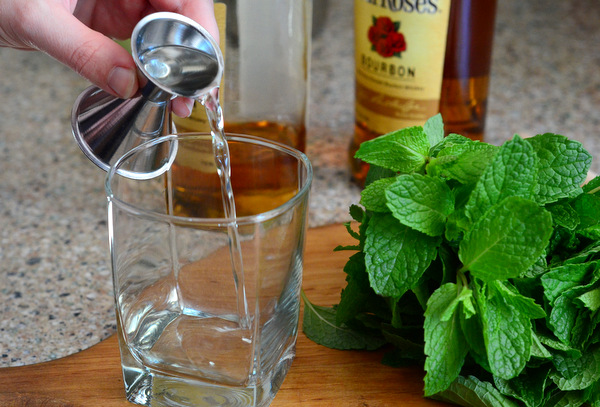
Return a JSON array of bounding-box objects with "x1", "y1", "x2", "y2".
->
[{"x1": 71, "y1": 12, "x2": 224, "y2": 177}]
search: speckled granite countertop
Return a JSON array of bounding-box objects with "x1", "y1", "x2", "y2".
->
[{"x1": 1, "y1": 0, "x2": 599, "y2": 367}]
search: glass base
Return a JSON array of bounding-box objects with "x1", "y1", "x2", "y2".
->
[
  {"x1": 117, "y1": 330, "x2": 295, "y2": 407},
  {"x1": 124, "y1": 368, "x2": 261, "y2": 407}
]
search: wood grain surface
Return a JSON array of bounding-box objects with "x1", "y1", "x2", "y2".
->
[{"x1": 0, "y1": 224, "x2": 447, "y2": 406}]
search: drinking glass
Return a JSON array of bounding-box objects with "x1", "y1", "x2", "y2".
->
[{"x1": 105, "y1": 133, "x2": 312, "y2": 407}]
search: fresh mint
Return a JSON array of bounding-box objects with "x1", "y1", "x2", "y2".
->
[
  {"x1": 385, "y1": 173, "x2": 454, "y2": 237},
  {"x1": 459, "y1": 196, "x2": 553, "y2": 282},
  {"x1": 302, "y1": 114, "x2": 600, "y2": 406},
  {"x1": 365, "y1": 213, "x2": 440, "y2": 298},
  {"x1": 423, "y1": 282, "x2": 470, "y2": 395},
  {"x1": 354, "y1": 125, "x2": 430, "y2": 173}
]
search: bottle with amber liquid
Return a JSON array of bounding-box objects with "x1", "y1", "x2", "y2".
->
[
  {"x1": 351, "y1": 0, "x2": 497, "y2": 184},
  {"x1": 168, "y1": 0, "x2": 312, "y2": 217},
  {"x1": 172, "y1": 0, "x2": 311, "y2": 152}
]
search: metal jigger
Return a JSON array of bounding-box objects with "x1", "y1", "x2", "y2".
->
[{"x1": 71, "y1": 12, "x2": 223, "y2": 178}]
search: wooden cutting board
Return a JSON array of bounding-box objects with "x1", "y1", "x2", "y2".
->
[{"x1": 0, "y1": 224, "x2": 447, "y2": 407}]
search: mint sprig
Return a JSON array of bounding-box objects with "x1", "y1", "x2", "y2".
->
[{"x1": 302, "y1": 114, "x2": 600, "y2": 406}]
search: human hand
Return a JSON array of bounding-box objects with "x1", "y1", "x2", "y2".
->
[{"x1": 0, "y1": 0, "x2": 218, "y2": 117}]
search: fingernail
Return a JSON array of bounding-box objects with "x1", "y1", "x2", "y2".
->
[
  {"x1": 183, "y1": 99, "x2": 195, "y2": 117},
  {"x1": 173, "y1": 98, "x2": 195, "y2": 118},
  {"x1": 107, "y1": 67, "x2": 136, "y2": 98}
]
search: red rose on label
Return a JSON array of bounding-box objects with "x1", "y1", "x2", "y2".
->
[
  {"x1": 374, "y1": 16, "x2": 395, "y2": 34},
  {"x1": 368, "y1": 16, "x2": 406, "y2": 58},
  {"x1": 368, "y1": 25, "x2": 382, "y2": 44},
  {"x1": 387, "y1": 31, "x2": 407, "y2": 54},
  {"x1": 376, "y1": 38, "x2": 394, "y2": 58}
]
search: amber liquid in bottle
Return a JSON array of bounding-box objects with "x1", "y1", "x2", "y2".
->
[
  {"x1": 440, "y1": 0, "x2": 497, "y2": 141},
  {"x1": 351, "y1": 0, "x2": 497, "y2": 185},
  {"x1": 170, "y1": 120, "x2": 305, "y2": 218},
  {"x1": 175, "y1": 118, "x2": 306, "y2": 153},
  {"x1": 168, "y1": 136, "x2": 301, "y2": 219},
  {"x1": 224, "y1": 121, "x2": 306, "y2": 153},
  {"x1": 167, "y1": 0, "x2": 308, "y2": 215}
]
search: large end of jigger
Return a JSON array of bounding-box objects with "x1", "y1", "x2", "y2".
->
[{"x1": 71, "y1": 12, "x2": 223, "y2": 178}]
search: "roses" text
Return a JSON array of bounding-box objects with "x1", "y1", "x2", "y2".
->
[{"x1": 363, "y1": 0, "x2": 439, "y2": 14}]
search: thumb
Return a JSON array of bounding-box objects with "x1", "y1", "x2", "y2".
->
[{"x1": 22, "y1": 5, "x2": 138, "y2": 99}]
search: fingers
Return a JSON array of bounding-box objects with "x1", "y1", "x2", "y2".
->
[
  {"x1": 151, "y1": 0, "x2": 220, "y2": 43},
  {"x1": 2, "y1": 0, "x2": 218, "y2": 102},
  {"x1": 172, "y1": 97, "x2": 195, "y2": 118},
  {"x1": 16, "y1": 3, "x2": 138, "y2": 99},
  {"x1": 148, "y1": 0, "x2": 218, "y2": 118},
  {"x1": 60, "y1": 0, "x2": 219, "y2": 101}
]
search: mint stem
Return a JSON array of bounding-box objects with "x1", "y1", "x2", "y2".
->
[
  {"x1": 412, "y1": 283, "x2": 429, "y2": 311},
  {"x1": 587, "y1": 185, "x2": 600, "y2": 195}
]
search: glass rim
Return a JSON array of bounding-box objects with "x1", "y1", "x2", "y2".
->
[{"x1": 105, "y1": 132, "x2": 313, "y2": 226}]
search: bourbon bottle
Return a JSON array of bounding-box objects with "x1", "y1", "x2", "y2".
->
[{"x1": 350, "y1": 0, "x2": 497, "y2": 184}]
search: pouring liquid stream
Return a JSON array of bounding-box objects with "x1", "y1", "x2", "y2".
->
[
  {"x1": 140, "y1": 44, "x2": 250, "y2": 329},
  {"x1": 201, "y1": 87, "x2": 251, "y2": 329}
]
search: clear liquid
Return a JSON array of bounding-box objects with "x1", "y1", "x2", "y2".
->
[
  {"x1": 142, "y1": 45, "x2": 249, "y2": 328},
  {"x1": 139, "y1": 45, "x2": 220, "y2": 97},
  {"x1": 201, "y1": 86, "x2": 250, "y2": 329}
]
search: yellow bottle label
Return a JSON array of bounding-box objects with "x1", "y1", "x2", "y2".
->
[
  {"x1": 354, "y1": 0, "x2": 451, "y2": 134},
  {"x1": 172, "y1": 2, "x2": 227, "y2": 134}
]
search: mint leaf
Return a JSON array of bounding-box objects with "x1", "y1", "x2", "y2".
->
[
  {"x1": 493, "y1": 281, "x2": 545, "y2": 319},
  {"x1": 578, "y1": 225, "x2": 600, "y2": 241},
  {"x1": 527, "y1": 133, "x2": 591, "y2": 204},
  {"x1": 445, "y1": 183, "x2": 476, "y2": 240},
  {"x1": 336, "y1": 252, "x2": 387, "y2": 325},
  {"x1": 424, "y1": 283, "x2": 469, "y2": 396},
  {"x1": 464, "y1": 135, "x2": 539, "y2": 224},
  {"x1": 477, "y1": 281, "x2": 533, "y2": 380},
  {"x1": 546, "y1": 265, "x2": 600, "y2": 346},
  {"x1": 548, "y1": 294, "x2": 585, "y2": 347},
  {"x1": 537, "y1": 333, "x2": 582, "y2": 359},
  {"x1": 547, "y1": 201, "x2": 580, "y2": 230},
  {"x1": 349, "y1": 204, "x2": 365, "y2": 223},
  {"x1": 460, "y1": 197, "x2": 553, "y2": 282},
  {"x1": 545, "y1": 391, "x2": 586, "y2": 407},
  {"x1": 365, "y1": 164, "x2": 397, "y2": 186},
  {"x1": 433, "y1": 375, "x2": 520, "y2": 407},
  {"x1": 429, "y1": 133, "x2": 472, "y2": 157},
  {"x1": 571, "y1": 310, "x2": 597, "y2": 351},
  {"x1": 460, "y1": 304, "x2": 490, "y2": 371},
  {"x1": 335, "y1": 206, "x2": 369, "y2": 252},
  {"x1": 541, "y1": 263, "x2": 592, "y2": 306},
  {"x1": 360, "y1": 176, "x2": 396, "y2": 212},
  {"x1": 576, "y1": 287, "x2": 600, "y2": 312},
  {"x1": 551, "y1": 346, "x2": 600, "y2": 391},
  {"x1": 301, "y1": 291, "x2": 385, "y2": 350},
  {"x1": 423, "y1": 113, "x2": 444, "y2": 147},
  {"x1": 530, "y1": 332, "x2": 553, "y2": 360},
  {"x1": 365, "y1": 213, "x2": 440, "y2": 297},
  {"x1": 564, "y1": 241, "x2": 600, "y2": 265},
  {"x1": 336, "y1": 252, "x2": 369, "y2": 325},
  {"x1": 355, "y1": 126, "x2": 430, "y2": 173},
  {"x1": 583, "y1": 380, "x2": 600, "y2": 407},
  {"x1": 494, "y1": 367, "x2": 550, "y2": 407},
  {"x1": 571, "y1": 193, "x2": 600, "y2": 230},
  {"x1": 381, "y1": 325, "x2": 425, "y2": 361},
  {"x1": 385, "y1": 173, "x2": 454, "y2": 237},
  {"x1": 428, "y1": 141, "x2": 499, "y2": 185}
]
